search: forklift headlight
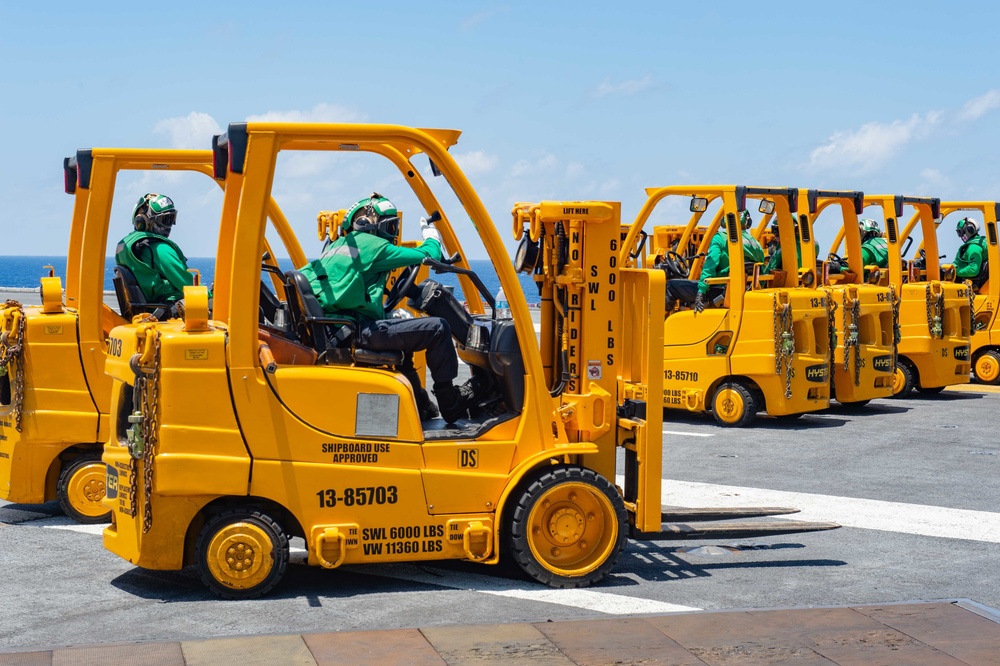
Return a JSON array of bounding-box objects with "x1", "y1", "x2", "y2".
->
[
  {"x1": 513, "y1": 236, "x2": 541, "y2": 274},
  {"x1": 800, "y1": 270, "x2": 815, "y2": 288}
]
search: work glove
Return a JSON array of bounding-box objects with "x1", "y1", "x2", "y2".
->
[
  {"x1": 170, "y1": 299, "x2": 185, "y2": 320},
  {"x1": 389, "y1": 308, "x2": 413, "y2": 320},
  {"x1": 694, "y1": 292, "x2": 706, "y2": 313},
  {"x1": 420, "y1": 216, "x2": 443, "y2": 245}
]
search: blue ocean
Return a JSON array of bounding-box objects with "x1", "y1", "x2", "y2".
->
[{"x1": 0, "y1": 256, "x2": 542, "y2": 304}]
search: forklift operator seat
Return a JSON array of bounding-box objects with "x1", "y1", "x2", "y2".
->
[
  {"x1": 112, "y1": 265, "x2": 173, "y2": 321},
  {"x1": 283, "y1": 270, "x2": 403, "y2": 367}
]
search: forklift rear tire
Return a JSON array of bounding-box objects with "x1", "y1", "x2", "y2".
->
[
  {"x1": 891, "y1": 360, "x2": 916, "y2": 397},
  {"x1": 56, "y1": 455, "x2": 112, "y2": 524},
  {"x1": 196, "y1": 508, "x2": 289, "y2": 600},
  {"x1": 974, "y1": 350, "x2": 1000, "y2": 385},
  {"x1": 837, "y1": 399, "x2": 871, "y2": 410},
  {"x1": 506, "y1": 465, "x2": 626, "y2": 589},
  {"x1": 711, "y1": 382, "x2": 757, "y2": 427}
]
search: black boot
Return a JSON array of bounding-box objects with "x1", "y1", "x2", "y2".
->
[
  {"x1": 433, "y1": 382, "x2": 469, "y2": 424},
  {"x1": 415, "y1": 388, "x2": 439, "y2": 421}
]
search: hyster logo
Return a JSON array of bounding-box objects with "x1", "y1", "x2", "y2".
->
[
  {"x1": 954, "y1": 346, "x2": 969, "y2": 360},
  {"x1": 872, "y1": 355, "x2": 892, "y2": 372},
  {"x1": 805, "y1": 364, "x2": 828, "y2": 382},
  {"x1": 105, "y1": 465, "x2": 118, "y2": 499}
]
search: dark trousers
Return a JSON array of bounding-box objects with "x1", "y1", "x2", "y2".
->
[
  {"x1": 358, "y1": 317, "x2": 457, "y2": 386},
  {"x1": 665, "y1": 280, "x2": 725, "y2": 307}
]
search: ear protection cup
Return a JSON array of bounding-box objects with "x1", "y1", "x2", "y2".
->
[{"x1": 134, "y1": 212, "x2": 150, "y2": 231}]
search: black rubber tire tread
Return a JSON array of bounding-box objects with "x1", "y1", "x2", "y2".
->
[
  {"x1": 505, "y1": 465, "x2": 627, "y2": 589},
  {"x1": 196, "y1": 508, "x2": 289, "y2": 600},
  {"x1": 890, "y1": 360, "x2": 916, "y2": 398},
  {"x1": 974, "y1": 350, "x2": 1000, "y2": 385},
  {"x1": 56, "y1": 454, "x2": 112, "y2": 524},
  {"x1": 711, "y1": 381, "x2": 758, "y2": 428},
  {"x1": 837, "y1": 399, "x2": 871, "y2": 410}
]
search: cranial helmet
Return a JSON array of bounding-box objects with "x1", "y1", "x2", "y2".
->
[
  {"x1": 956, "y1": 216, "x2": 980, "y2": 243},
  {"x1": 858, "y1": 218, "x2": 881, "y2": 241},
  {"x1": 132, "y1": 193, "x2": 177, "y2": 237},
  {"x1": 342, "y1": 192, "x2": 400, "y2": 242},
  {"x1": 770, "y1": 216, "x2": 800, "y2": 237},
  {"x1": 740, "y1": 210, "x2": 753, "y2": 230}
]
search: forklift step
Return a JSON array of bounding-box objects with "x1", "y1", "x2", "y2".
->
[
  {"x1": 631, "y1": 520, "x2": 841, "y2": 541},
  {"x1": 661, "y1": 506, "x2": 802, "y2": 522}
]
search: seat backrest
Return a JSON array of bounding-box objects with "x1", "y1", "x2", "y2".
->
[
  {"x1": 283, "y1": 270, "x2": 317, "y2": 348},
  {"x1": 113, "y1": 265, "x2": 168, "y2": 320}
]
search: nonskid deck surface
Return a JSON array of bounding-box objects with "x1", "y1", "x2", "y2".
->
[{"x1": 2, "y1": 600, "x2": 997, "y2": 664}]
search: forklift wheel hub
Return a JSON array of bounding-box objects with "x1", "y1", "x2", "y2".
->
[
  {"x1": 528, "y1": 482, "x2": 617, "y2": 576},
  {"x1": 714, "y1": 387, "x2": 745, "y2": 424},
  {"x1": 66, "y1": 462, "x2": 108, "y2": 518},
  {"x1": 975, "y1": 353, "x2": 1000, "y2": 383},
  {"x1": 206, "y1": 522, "x2": 274, "y2": 589}
]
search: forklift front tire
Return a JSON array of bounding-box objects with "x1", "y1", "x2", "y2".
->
[
  {"x1": 56, "y1": 455, "x2": 112, "y2": 524},
  {"x1": 506, "y1": 466, "x2": 626, "y2": 589},
  {"x1": 711, "y1": 381, "x2": 757, "y2": 427},
  {"x1": 196, "y1": 508, "x2": 289, "y2": 600}
]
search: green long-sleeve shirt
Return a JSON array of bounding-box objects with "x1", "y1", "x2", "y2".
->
[
  {"x1": 299, "y1": 231, "x2": 443, "y2": 324},
  {"x1": 764, "y1": 239, "x2": 821, "y2": 274},
  {"x1": 115, "y1": 231, "x2": 193, "y2": 303},
  {"x1": 859, "y1": 237, "x2": 889, "y2": 269},
  {"x1": 955, "y1": 236, "x2": 987, "y2": 280},
  {"x1": 697, "y1": 229, "x2": 765, "y2": 294}
]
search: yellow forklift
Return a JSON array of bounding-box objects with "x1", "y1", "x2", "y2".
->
[
  {"x1": 856, "y1": 196, "x2": 971, "y2": 395},
  {"x1": 936, "y1": 202, "x2": 998, "y2": 383},
  {"x1": 0, "y1": 149, "x2": 301, "y2": 522},
  {"x1": 100, "y1": 123, "x2": 837, "y2": 598},
  {"x1": 620, "y1": 186, "x2": 831, "y2": 427},
  {"x1": 798, "y1": 190, "x2": 896, "y2": 407}
]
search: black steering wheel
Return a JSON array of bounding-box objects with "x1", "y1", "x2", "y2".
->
[
  {"x1": 384, "y1": 265, "x2": 421, "y2": 312},
  {"x1": 659, "y1": 250, "x2": 690, "y2": 279}
]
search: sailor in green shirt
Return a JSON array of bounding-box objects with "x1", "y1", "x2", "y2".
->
[
  {"x1": 953, "y1": 216, "x2": 989, "y2": 289},
  {"x1": 298, "y1": 193, "x2": 470, "y2": 423},
  {"x1": 115, "y1": 193, "x2": 193, "y2": 307},
  {"x1": 764, "y1": 218, "x2": 819, "y2": 274},
  {"x1": 664, "y1": 211, "x2": 765, "y2": 313},
  {"x1": 856, "y1": 218, "x2": 889, "y2": 269}
]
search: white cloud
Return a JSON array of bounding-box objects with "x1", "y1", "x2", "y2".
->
[
  {"x1": 510, "y1": 153, "x2": 557, "y2": 178},
  {"x1": 592, "y1": 75, "x2": 653, "y2": 99},
  {"x1": 246, "y1": 103, "x2": 366, "y2": 123},
  {"x1": 599, "y1": 178, "x2": 620, "y2": 196},
  {"x1": 153, "y1": 112, "x2": 222, "y2": 149},
  {"x1": 461, "y1": 6, "x2": 509, "y2": 32},
  {"x1": 808, "y1": 112, "x2": 941, "y2": 173},
  {"x1": 565, "y1": 162, "x2": 586, "y2": 179},
  {"x1": 919, "y1": 168, "x2": 950, "y2": 187},
  {"x1": 454, "y1": 150, "x2": 498, "y2": 176},
  {"x1": 957, "y1": 90, "x2": 1000, "y2": 121}
]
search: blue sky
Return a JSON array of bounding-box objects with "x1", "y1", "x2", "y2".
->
[{"x1": 2, "y1": 1, "x2": 999, "y2": 262}]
